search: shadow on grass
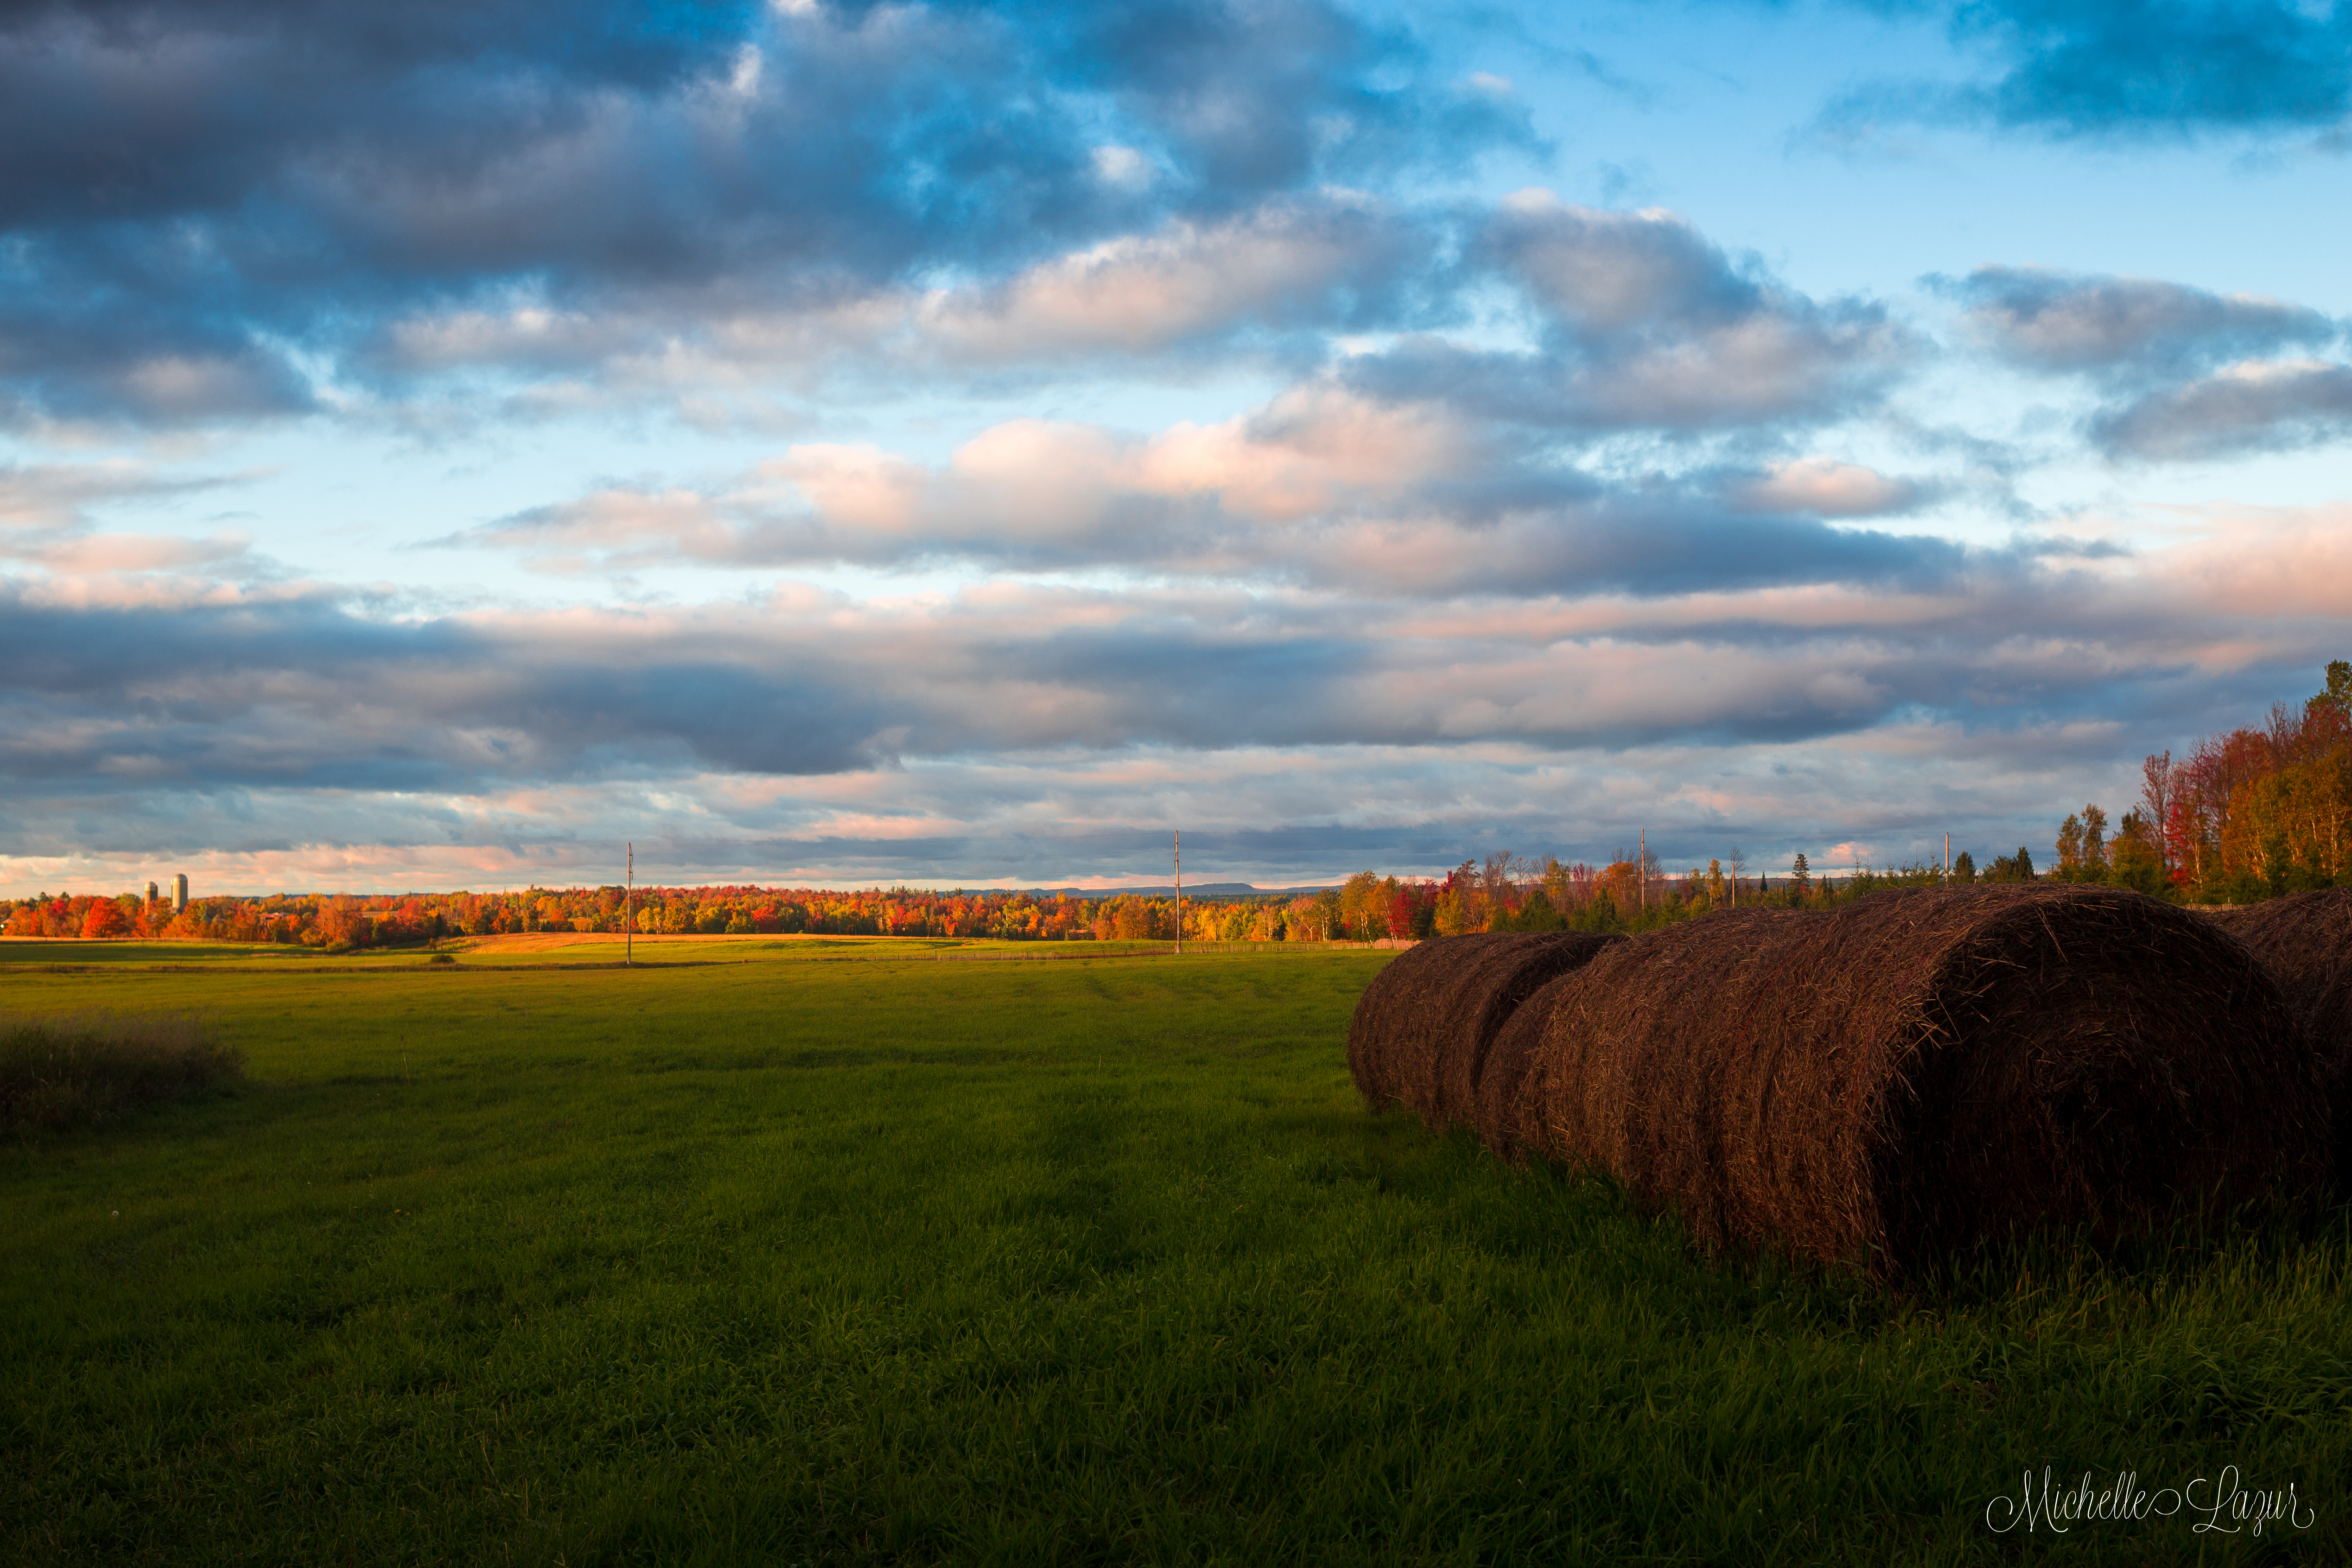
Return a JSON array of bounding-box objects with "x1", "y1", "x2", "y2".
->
[
  {"x1": 1910, "y1": 1187, "x2": 2352, "y2": 1308},
  {"x1": 1, "y1": 1010, "x2": 245, "y2": 1140},
  {"x1": 1352, "y1": 1107, "x2": 2352, "y2": 1353}
]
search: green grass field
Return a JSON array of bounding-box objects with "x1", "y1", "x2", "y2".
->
[{"x1": 3, "y1": 940, "x2": 2347, "y2": 1565}]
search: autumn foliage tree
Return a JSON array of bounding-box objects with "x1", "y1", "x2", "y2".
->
[{"x1": 2136, "y1": 660, "x2": 2352, "y2": 903}]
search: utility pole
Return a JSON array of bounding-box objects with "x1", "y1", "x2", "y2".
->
[
  {"x1": 625, "y1": 843, "x2": 633, "y2": 968},
  {"x1": 1639, "y1": 828, "x2": 1646, "y2": 913},
  {"x1": 1944, "y1": 833, "x2": 1951, "y2": 886},
  {"x1": 1174, "y1": 830, "x2": 1182, "y2": 955}
]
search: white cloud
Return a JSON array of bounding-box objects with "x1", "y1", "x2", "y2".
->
[
  {"x1": 370, "y1": 194, "x2": 1427, "y2": 405},
  {"x1": 915, "y1": 198, "x2": 1418, "y2": 362},
  {"x1": 1090, "y1": 145, "x2": 1153, "y2": 187}
]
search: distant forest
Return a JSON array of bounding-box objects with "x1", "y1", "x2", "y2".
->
[
  {"x1": 0, "y1": 860, "x2": 1943, "y2": 951},
  {"x1": 9, "y1": 662, "x2": 2345, "y2": 950}
]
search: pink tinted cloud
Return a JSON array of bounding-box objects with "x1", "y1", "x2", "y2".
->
[
  {"x1": 1734, "y1": 457, "x2": 1921, "y2": 517},
  {"x1": 2133, "y1": 502, "x2": 2352, "y2": 619},
  {"x1": 917, "y1": 198, "x2": 1417, "y2": 361}
]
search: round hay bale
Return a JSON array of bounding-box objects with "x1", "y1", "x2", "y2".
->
[
  {"x1": 2207, "y1": 889, "x2": 2352, "y2": 1182},
  {"x1": 1475, "y1": 962, "x2": 1611, "y2": 1161},
  {"x1": 1347, "y1": 932, "x2": 1623, "y2": 1132},
  {"x1": 1517, "y1": 887, "x2": 2330, "y2": 1279}
]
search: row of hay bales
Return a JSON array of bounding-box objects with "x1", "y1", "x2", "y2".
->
[
  {"x1": 2210, "y1": 889, "x2": 2352, "y2": 1161},
  {"x1": 1347, "y1": 886, "x2": 2352, "y2": 1281}
]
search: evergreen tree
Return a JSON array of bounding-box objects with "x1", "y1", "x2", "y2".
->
[{"x1": 2110, "y1": 809, "x2": 2168, "y2": 895}]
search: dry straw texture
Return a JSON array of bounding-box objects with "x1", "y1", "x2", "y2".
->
[
  {"x1": 0, "y1": 1012, "x2": 242, "y2": 1134},
  {"x1": 1475, "y1": 964, "x2": 1608, "y2": 1161},
  {"x1": 1515, "y1": 887, "x2": 2330, "y2": 1280},
  {"x1": 1347, "y1": 933, "x2": 1622, "y2": 1133},
  {"x1": 2210, "y1": 889, "x2": 2352, "y2": 1181}
]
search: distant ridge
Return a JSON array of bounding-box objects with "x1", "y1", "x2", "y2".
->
[{"x1": 1021, "y1": 882, "x2": 1334, "y2": 898}]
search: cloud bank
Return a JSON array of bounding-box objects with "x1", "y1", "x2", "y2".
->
[{"x1": 2, "y1": 0, "x2": 2349, "y2": 891}]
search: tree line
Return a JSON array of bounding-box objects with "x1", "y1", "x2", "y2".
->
[
  {"x1": 0, "y1": 855, "x2": 1960, "y2": 950},
  {"x1": 2038, "y1": 658, "x2": 2352, "y2": 905}
]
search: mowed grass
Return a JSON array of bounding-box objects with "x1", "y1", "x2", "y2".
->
[
  {"x1": 2, "y1": 946, "x2": 2348, "y2": 1566},
  {"x1": 0, "y1": 932, "x2": 1191, "y2": 969},
  {"x1": 0, "y1": 939, "x2": 435, "y2": 967}
]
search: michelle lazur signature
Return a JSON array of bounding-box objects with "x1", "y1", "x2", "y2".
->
[{"x1": 1986, "y1": 1466, "x2": 2315, "y2": 1536}]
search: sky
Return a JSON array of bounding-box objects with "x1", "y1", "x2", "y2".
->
[{"x1": 4, "y1": 0, "x2": 2352, "y2": 895}]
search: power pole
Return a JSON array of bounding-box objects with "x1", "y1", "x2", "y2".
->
[
  {"x1": 625, "y1": 843, "x2": 633, "y2": 968},
  {"x1": 1639, "y1": 828, "x2": 1646, "y2": 913},
  {"x1": 1174, "y1": 830, "x2": 1182, "y2": 955},
  {"x1": 1944, "y1": 833, "x2": 1951, "y2": 886}
]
